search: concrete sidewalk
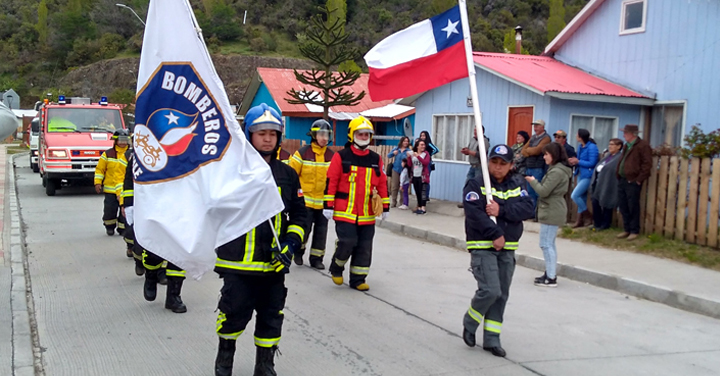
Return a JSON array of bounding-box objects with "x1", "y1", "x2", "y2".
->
[{"x1": 378, "y1": 199, "x2": 720, "y2": 320}]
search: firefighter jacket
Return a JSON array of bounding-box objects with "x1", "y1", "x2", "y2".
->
[
  {"x1": 324, "y1": 145, "x2": 390, "y2": 225},
  {"x1": 215, "y1": 159, "x2": 307, "y2": 276},
  {"x1": 120, "y1": 151, "x2": 134, "y2": 207},
  {"x1": 463, "y1": 172, "x2": 535, "y2": 252},
  {"x1": 94, "y1": 145, "x2": 128, "y2": 194},
  {"x1": 289, "y1": 143, "x2": 334, "y2": 210},
  {"x1": 277, "y1": 147, "x2": 291, "y2": 164}
]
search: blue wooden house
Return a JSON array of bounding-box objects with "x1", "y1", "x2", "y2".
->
[
  {"x1": 240, "y1": 68, "x2": 415, "y2": 146},
  {"x1": 406, "y1": 0, "x2": 718, "y2": 202}
]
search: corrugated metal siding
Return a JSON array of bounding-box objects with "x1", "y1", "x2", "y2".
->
[
  {"x1": 414, "y1": 70, "x2": 551, "y2": 202},
  {"x1": 554, "y1": 0, "x2": 720, "y2": 134}
]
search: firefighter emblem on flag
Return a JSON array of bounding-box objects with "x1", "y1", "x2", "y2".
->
[{"x1": 134, "y1": 63, "x2": 231, "y2": 183}]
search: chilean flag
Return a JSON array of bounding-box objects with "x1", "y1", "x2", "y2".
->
[{"x1": 364, "y1": 5, "x2": 468, "y2": 101}]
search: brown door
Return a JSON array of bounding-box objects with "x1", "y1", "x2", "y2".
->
[{"x1": 507, "y1": 107, "x2": 534, "y2": 145}]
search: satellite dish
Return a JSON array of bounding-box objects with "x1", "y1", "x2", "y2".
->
[{"x1": 403, "y1": 118, "x2": 413, "y2": 138}]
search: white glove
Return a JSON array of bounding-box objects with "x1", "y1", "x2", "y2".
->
[
  {"x1": 381, "y1": 212, "x2": 389, "y2": 221},
  {"x1": 323, "y1": 209, "x2": 333, "y2": 221},
  {"x1": 125, "y1": 206, "x2": 134, "y2": 226}
]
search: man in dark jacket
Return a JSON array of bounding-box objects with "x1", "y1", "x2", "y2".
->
[
  {"x1": 553, "y1": 130, "x2": 577, "y2": 159},
  {"x1": 521, "y1": 120, "x2": 551, "y2": 208},
  {"x1": 213, "y1": 104, "x2": 307, "y2": 376},
  {"x1": 461, "y1": 144, "x2": 535, "y2": 358},
  {"x1": 615, "y1": 124, "x2": 653, "y2": 240}
]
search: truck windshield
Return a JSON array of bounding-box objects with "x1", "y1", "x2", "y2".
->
[{"x1": 47, "y1": 108, "x2": 123, "y2": 133}]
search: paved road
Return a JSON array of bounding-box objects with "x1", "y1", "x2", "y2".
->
[{"x1": 14, "y1": 158, "x2": 720, "y2": 376}]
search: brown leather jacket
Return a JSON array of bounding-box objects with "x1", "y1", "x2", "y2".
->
[{"x1": 615, "y1": 137, "x2": 653, "y2": 183}]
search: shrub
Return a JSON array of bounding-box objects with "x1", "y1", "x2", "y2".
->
[
  {"x1": 249, "y1": 37, "x2": 267, "y2": 53},
  {"x1": 681, "y1": 125, "x2": 720, "y2": 159}
]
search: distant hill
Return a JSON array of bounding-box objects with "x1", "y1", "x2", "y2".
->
[{"x1": 0, "y1": 0, "x2": 588, "y2": 107}]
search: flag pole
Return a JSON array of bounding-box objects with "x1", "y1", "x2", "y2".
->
[{"x1": 458, "y1": 0, "x2": 496, "y2": 222}]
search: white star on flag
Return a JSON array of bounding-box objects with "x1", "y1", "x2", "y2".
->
[
  {"x1": 441, "y1": 18, "x2": 459, "y2": 39},
  {"x1": 165, "y1": 111, "x2": 179, "y2": 125}
]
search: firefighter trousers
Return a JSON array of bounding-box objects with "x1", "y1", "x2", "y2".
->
[
  {"x1": 140, "y1": 247, "x2": 185, "y2": 279},
  {"x1": 297, "y1": 207, "x2": 329, "y2": 261},
  {"x1": 329, "y1": 222, "x2": 375, "y2": 287},
  {"x1": 216, "y1": 273, "x2": 287, "y2": 348},
  {"x1": 103, "y1": 193, "x2": 125, "y2": 232},
  {"x1": 463, "y1": 249, "x2": 515, "y2": 348}
]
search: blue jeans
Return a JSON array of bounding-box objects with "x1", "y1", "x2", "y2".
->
[
  {"x1": 571, "y1": 178, "x2": 591, "y2": 213},
  {"x1": 539, "y1": 224, "x2": 559, "y2": 279},
  {"x1": 525, "y1": 167, "x2": 545, "y2": 207}
]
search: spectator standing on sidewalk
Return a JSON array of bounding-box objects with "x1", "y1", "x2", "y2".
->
[
  {"x1": 590, "y1": 138, "x2": 624, "y2": 231},
  {"x1": 387, "y1": 136, "x2": 412, "y2": 208},
  {"x1": 458, "y1": 127, "x2": 490, "y2": 209},
  {"x1": 512, "y1": 131, "x2": 529, "y2": 175},
  {"x1": 418, "y1": 131, "x2": 439, "y2": 200},
  {"x1": 525, "y1": 142, "x2": 572, "y2": 287},
  {"x1": 568, "y1": 129, "x2": 599, "y2": 228},
  {"x1": 553, "y1": 130, "x2": 576, "y2": 159},
  {"x1": 616, "y1": 124, "x2": 653, "y2": 241},
  {"x1": 399, "y1": 159, "x2": 411, "y2": 210},
  {"x1": 407, "y1": 139, "x2": 430, "y2": 215},
  {"x1": 521, "y1": 120, "x2": 551, "y2": 210}
]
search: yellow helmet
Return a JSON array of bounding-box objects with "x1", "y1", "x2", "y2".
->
[{"x1": 347, "y1": 116, "x2": 374, "y2": 143}]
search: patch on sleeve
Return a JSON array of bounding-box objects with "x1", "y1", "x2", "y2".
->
[
  {"x1": 520, "y1": 189, "x2": 529, "y2": 197},
  {"x1": 465, "y1": 191, "x2": 480, "y2": 202},
  {"x1": 298, "y1": 189, "x2": 304, "y2": 197}
]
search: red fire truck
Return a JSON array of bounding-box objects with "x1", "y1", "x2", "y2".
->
[{"x1": 38, "y1": 96, "x2": 127, "y2": 196}]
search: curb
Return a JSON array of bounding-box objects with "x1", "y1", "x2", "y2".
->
[
  {"x1": 377, "y1": 218, "x2": 720, "y2": 320},
  {"x1": 8, "y1": 153, "x2": 43, "y2": 376}
]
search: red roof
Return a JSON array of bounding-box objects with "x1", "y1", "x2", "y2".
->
[
  {"x1": 257, "y1": 67, "x2": 395, "y2": 114},
  {"x1": 472, "y1": 52, "x2": 647, "y2": 98}
]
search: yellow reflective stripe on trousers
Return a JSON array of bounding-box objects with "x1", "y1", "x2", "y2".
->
[
  {"x1": 484, "y1": 319, "x2": 502, "y2": 333},
  {"x1": 479, "y1": 187, "x2": 522, "y2": 200},
  {"x1": 216, "y1": 311, "x2": 244, "y2": 340},
  {"x1": 142, "y1": 251, "x2": 162, "y2": 270},
  {"x1": 467, "y1": 307, "x2": 483, "y2": 324},
  {"x1": 334, "y1": 258, "x2": 349, "y2": 267},
  {"x1": 244, "y1": 229, "x2": 256, "y2": 262},
  {"x1": 350, "y1": 266, "x2": 369, "y2": 275},
  {"x1": 287, "y1": 225, "x2": 305, "y2": 242},
  {"x1": 504, "y1": 241, "x2": 519, "y2": 250},
  {"x1": 467, "y1": 241, "x2": 493, "y2": 249},
  {"x1": 215, "y1": 258, "x2": 275, "y2": 272},
  {"x1": 254, "y1": 336, "x2": 281, "y2": 348},
  {"x1": 382, "y1": 197, "x2": 390, "y2": 204},
  {"x1": 103, "y1": 219, "x2": 117, "y2": 225},
  {"x1": 310, "y1": 248, "x2": 325, "y2": 257},
  {"x1": 165, "y1": 269, "x2": 186, "y2": 277}
]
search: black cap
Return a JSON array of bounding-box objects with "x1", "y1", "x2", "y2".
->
[{"x1": 488, "y1": 144, "x2": 514, "y2": 162}]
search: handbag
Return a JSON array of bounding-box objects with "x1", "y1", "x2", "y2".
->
[{"x1": 372, "y1": 188, "x2": 384, "y2": 217}]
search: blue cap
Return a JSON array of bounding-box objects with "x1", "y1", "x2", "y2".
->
[{"x1": 488, "y1": 144, "x2": 514, "y2": 162}]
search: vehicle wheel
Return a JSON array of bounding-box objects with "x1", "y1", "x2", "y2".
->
[
  {"x1": 31, "y1": 163, "x2": 39, "y2": 173},
  {"x1": 42, "y1": 174, "x2": 47, "y2": 187},
  {"x1": 45, "y1": 178, "x2": 57, "y2": 196}
]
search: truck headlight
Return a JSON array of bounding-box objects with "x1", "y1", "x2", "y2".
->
[{"x1": 48, "y1": 150, "x2": 68, "y2": 158}]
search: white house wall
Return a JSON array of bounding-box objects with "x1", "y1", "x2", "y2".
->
[
  {"x1": 554, "y1": 0, "x2": 720, "y2": 134},
  {"x1": 414, "y1": 69, "x2": 551, "y2": 202}
]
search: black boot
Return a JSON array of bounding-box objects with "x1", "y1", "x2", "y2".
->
[
  {"x1": 309, "y1": 257, "x2": 325, "y2": 270},
  {"x1": 143, "y1": 269, "x2": 158, "y2": 301},
  {"x1": 164, "y1": 277, "x2": 187, "y2": 313},
  {"x1": 214, "y1": 338, "x2": 236, "y2": 376},
  {"x1": 158, "y1": 268, "x2": 168, "y2": 285},
  {"x1": 253, "y1": 346, "x2": 278, "y2": 376}
]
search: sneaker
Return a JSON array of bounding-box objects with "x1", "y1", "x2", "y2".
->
[
  {"x1": 534, "y1": 276, "x2": 557, "y2": 287},
  {"x1": 418, "y1": 210, "x2": 426, "y2": 215},
  {"x1": 533, "y1": 272, "x2": 547, "y2": 285},
  {"x1": 398, "y1": 205, "x2": 409, "y2": 210}
]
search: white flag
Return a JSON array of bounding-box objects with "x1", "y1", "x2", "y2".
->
[{"x1": 133, "y1": 0, "x2": 284, "y2": 279}]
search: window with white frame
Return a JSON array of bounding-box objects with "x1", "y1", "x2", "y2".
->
[
  {"x1": 620, "y1": 0, "x2": 647, "y2": 35},
  {"x1": 569, "y1": 115, "x2": 618, "y2": 153},
  {"x1": 432, "y1": 114, "x2": 476, "y2": 162},
  {"x1": 649, "y1": 104, "x2": 684, "y2": 147}
]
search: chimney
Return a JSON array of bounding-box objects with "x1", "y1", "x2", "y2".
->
[{"x1": 514, "y1": 25, "x2": 523, "y2": 54}]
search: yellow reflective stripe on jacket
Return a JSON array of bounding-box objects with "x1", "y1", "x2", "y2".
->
[
  {"x1": 504, "y1": 241, "x2": 519, "y2": 250},
  {"x1": 121, "y1": 189, "x2": 134, "y2": 198},
  {"x1": 215, "y1": 258, "x2": 275, "y2": 273},
  {"x1": 244, "y1": 229, "x2": 256, "y2": 262},
  {"x1": 467, "y1": 240, "x2": 493, "y2": 249},
  {"x1": 254, "y1": 336, "x2": 281, "y2": 348},
  {"x1": 165, "y1": 269, "x2": 186, "y2": 278},
  {"x1": 334, "y1": 211, "x2": 357, "y2": 221},
  {"x1": 304, "y1": 197, "x2": 324, "y2": 206},
  {"x1": 484, "y1": 319, "x2": 502, "y2": 333},
  {"x1": 479, "y1": 187, "x2": 522, "y2": 200},
  {"x1": 467, "y1": 307, "x2": 483, "y2": 324},
  {"x1": 324, "y1": 195, "x2": 334, "y2": 202},
  {"x1": 363, "y1": 168, "x2": 372, "y2": 217},
  {"x1": 287, "y1": 225, "x2": 305, "y2": 242}
]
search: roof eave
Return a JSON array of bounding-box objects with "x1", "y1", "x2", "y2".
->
[
  {"x1": 238, "y1": 70, "x2": 263, "y2": 116},
  {"x1": 546, "y1": 92, "x2": 654, "y2": 106},
  {"x1": 543, "y1": 0, "x2": 607, "y2": 56}
]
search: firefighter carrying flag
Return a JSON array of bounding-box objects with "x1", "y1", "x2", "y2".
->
[{"x1": 131, "y1": 0, "x2": 284, "y2": 279}]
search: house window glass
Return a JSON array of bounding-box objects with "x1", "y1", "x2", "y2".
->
[
  {"x1": 570, "y1": 115, "x2": 618, "y2": 153},
  {"x1": 432, "y1": 114, "x2": 475, "y2": 162},
  {"x1": 650, "y1": 104, "x2": 684, "y2": 147},
  {"x1": 621, "y1": 0, "x2": 646, "y2": 34}
]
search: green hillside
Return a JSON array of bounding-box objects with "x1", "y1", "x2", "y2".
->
[{"x1": 0, "y1": 0, "x2": 588, "y2": 107}]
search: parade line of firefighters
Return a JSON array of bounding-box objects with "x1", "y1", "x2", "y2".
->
[{"x1": 93, "y1": 103, "x2": 532, "y2": 375}]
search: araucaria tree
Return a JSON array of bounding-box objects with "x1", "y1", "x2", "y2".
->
[{"x1": 285, "y1": 2, "x2": 365, "y2": 121}]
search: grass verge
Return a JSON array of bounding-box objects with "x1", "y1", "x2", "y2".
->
[{"x1": 559, "y1": 227, "x2": 720, "y2": 271}]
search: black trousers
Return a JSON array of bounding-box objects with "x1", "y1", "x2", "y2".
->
[
  {"x1": 103, "y1": 193, "x2": 125, "y2": 231},
  {"x1": 139, "y1": 246, "x2": 184, "y2": 279},
  {"x1": 591, "y1": 199, "x2": 614, "y2": 230},
  {"x1": 617, "y1": 179, "x2": 642, "y2": 234},
  {"x1": 296, "y1": 207, "x2": 329, "y2": 261},
  {"x1": 329, "y1": 221, "x2": 375, "y2": 287},
  {"x1": 216, "y1": 273, "x2": 287, "y2": 348},
  {"x1": 412, "y1": 177, "x2": 426, "y2": 207}
]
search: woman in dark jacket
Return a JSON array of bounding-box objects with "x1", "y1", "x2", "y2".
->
[
  {"x1": 590, "y1": 138, "x2": 624, "y2": 231},
  {"x1": 512, "y1": 131, "x2": 530, "y2": 175},
  {"x1": 569, "y1": 128, "x2": 599, "y2": 228},
  {"x1": 418, "y1": 131, "x2": 438, "y2": 200}
]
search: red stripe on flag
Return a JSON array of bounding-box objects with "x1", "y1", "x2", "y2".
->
[{"x1": 368, "y1": 42, "x2": 468, "y2": 101}]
